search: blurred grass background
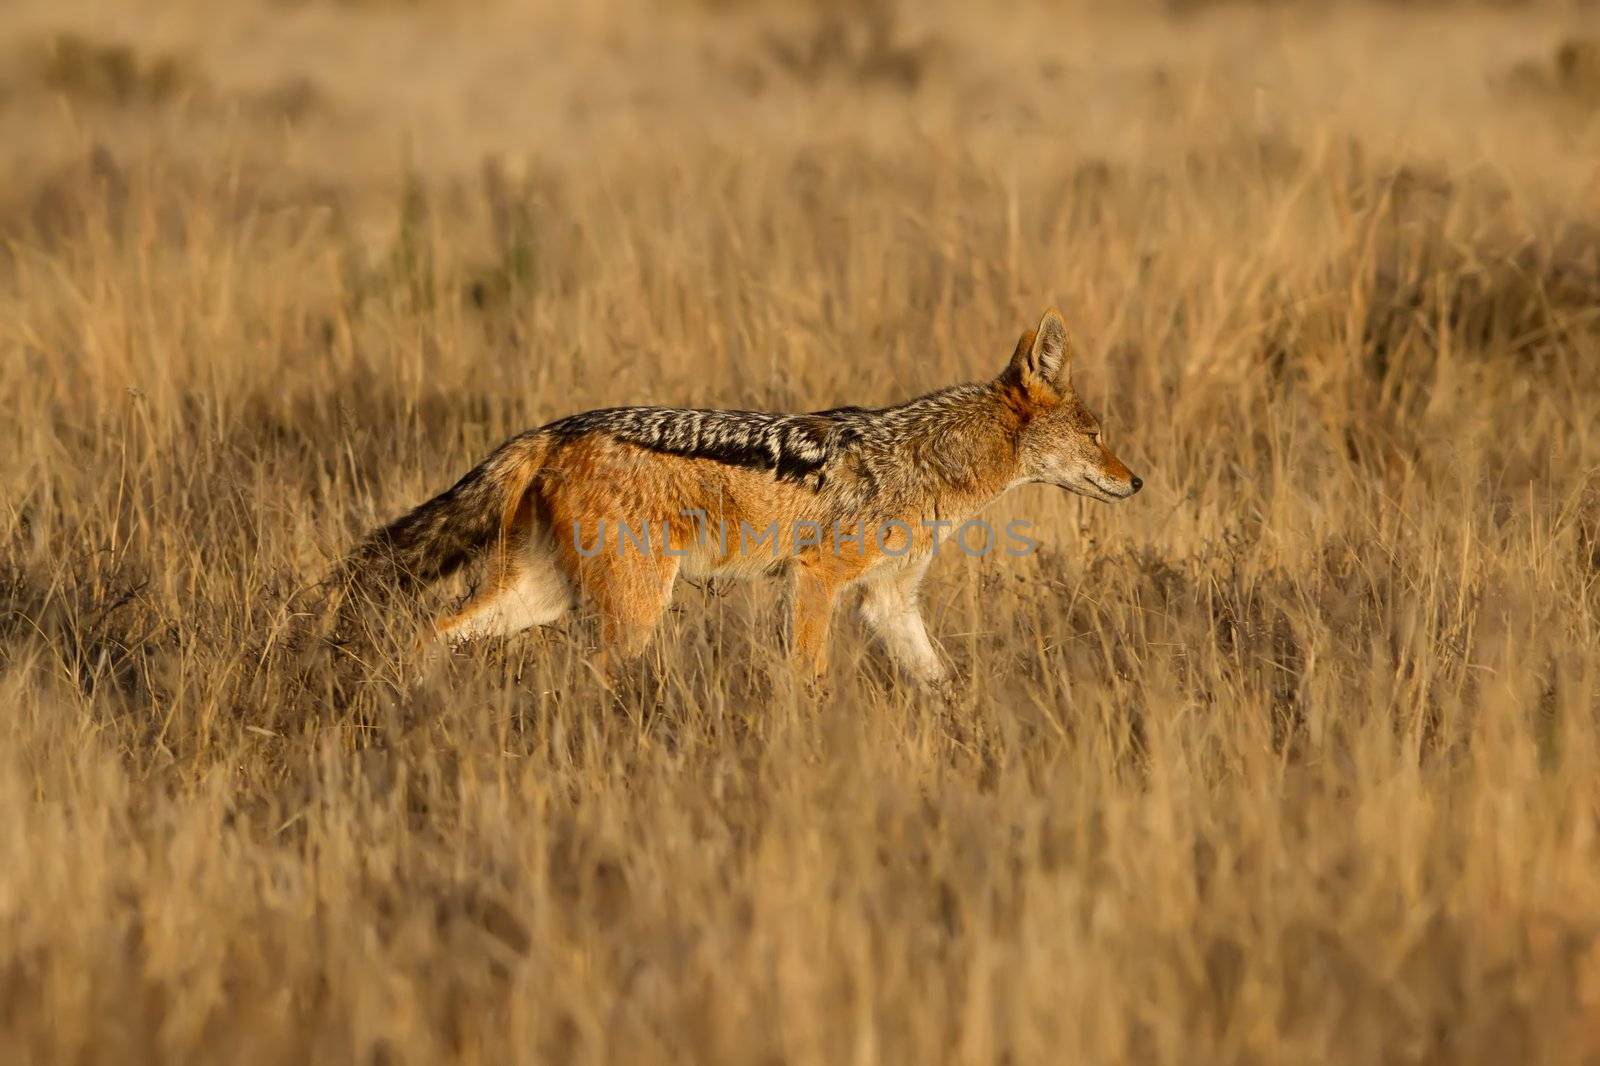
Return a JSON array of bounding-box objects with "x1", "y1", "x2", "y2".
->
[{"x1": 2, "y1": 1, "x2": 1600, "y2": 1062}]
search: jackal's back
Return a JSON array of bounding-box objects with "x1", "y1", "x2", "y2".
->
[{"x1": 544, "y1": 405, "x2": 861, "y2": 486}]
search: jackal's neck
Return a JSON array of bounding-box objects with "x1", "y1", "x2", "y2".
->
[{"x1": 885, "y1": 381, "x2": 1024, "y2": 508}]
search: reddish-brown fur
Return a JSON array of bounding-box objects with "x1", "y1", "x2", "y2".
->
[{"x1": 350, "y1": 309, "x2": 1142, "y2": 690}]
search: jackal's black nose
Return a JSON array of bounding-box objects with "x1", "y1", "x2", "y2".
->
[{"x1": 1130, "y1": 476, "x2": 1143, "y2": 494}]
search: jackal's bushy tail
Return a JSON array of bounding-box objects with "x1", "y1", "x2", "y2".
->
[{"x1": 333, "y1": 431, "x2": 550, "y2": 600}]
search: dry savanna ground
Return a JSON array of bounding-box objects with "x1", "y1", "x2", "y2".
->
[{"x1": 3, "y1": 0, "x2": 1600, "y2": 1063}]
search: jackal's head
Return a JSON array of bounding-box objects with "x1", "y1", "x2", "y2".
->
[{"x1": 1001, "y1": 308, "x2": 1142, "y2": 503}]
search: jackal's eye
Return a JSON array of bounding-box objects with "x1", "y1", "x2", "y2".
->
[{"x1": 1088, "y1": 432, "x2": 1100, "y2": 445}]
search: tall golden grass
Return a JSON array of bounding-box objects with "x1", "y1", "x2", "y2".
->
[{"x1": 3, "y1": 0, "x2": 1599, "y2": 1062}]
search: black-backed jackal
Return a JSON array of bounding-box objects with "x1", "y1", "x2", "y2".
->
[{"x1": 336, "y1": 310, "x2": 1141, "y2": 690}]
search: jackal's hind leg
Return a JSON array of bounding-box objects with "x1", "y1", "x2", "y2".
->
[
  {"x1": 435, "y1": 536, "x2": 573, "y2": 644},
  {"x1": 585, "y1": 555, "x2": 680, "y2": 675}
]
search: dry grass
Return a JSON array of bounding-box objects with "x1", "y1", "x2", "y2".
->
[{"x1": 3, "y1": 1, "x2": 1600, "y2": 1063}]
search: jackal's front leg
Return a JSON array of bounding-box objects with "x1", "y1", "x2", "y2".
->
[
  {"x1": 859, "y1": 560, "x2": 951, "y2": 695},
  {"x1": 790, "y1": 565, "x2": 841, "y2": 684}
]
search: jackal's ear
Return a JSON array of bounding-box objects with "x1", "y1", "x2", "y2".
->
[{"x1": 1007, "y1": 309, "x2": 1071, "y2": 390}]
